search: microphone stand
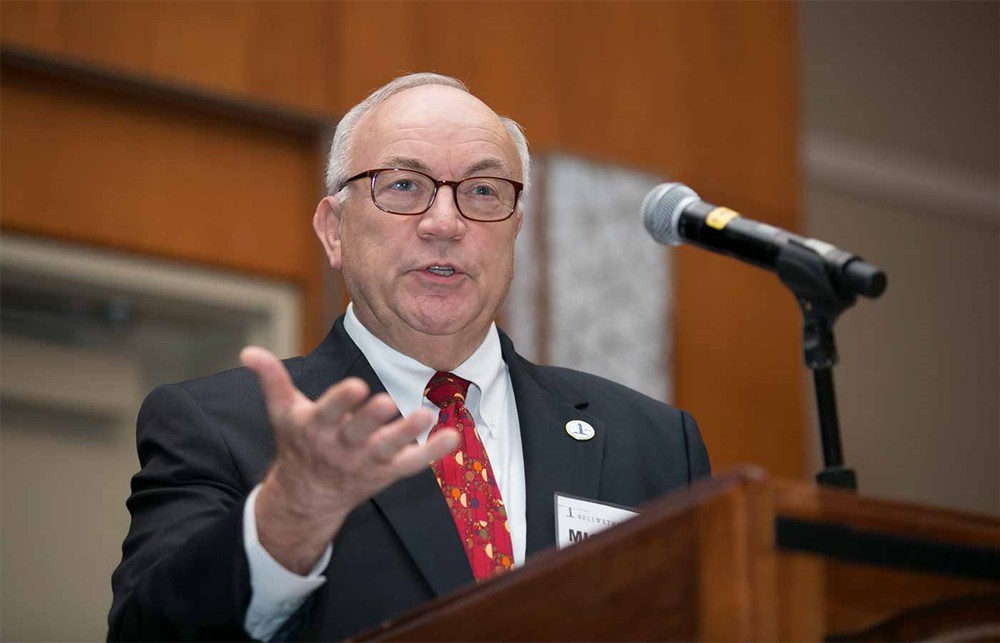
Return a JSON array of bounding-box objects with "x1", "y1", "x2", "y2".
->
[{"x1": 776, "y1": 240, "x2": 859, "y2": 491}]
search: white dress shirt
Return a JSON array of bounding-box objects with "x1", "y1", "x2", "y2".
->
[{"x1": 243, "y1": 304, "x2": 525, "y2": 640}]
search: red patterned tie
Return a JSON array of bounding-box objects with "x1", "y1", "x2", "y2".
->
[{"x1": 425, "y1": 371, "x2": 514, "y2": 580}]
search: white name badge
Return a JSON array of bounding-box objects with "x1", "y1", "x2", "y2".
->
[{"x1": 554, "y1": 493, "x2": 639, "y2": 549}]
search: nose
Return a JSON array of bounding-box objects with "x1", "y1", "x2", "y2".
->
[{"x1": 417, "y1": 184, "x2": 466, "y2": 240}]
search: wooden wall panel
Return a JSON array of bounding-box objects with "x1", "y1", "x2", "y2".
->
[
  {"x1": 0, "y1": 64, "x2": 326, "y2": 345},
  {"x1": 0, "y1": 1, "x2": 336, "y2": 112},
  {"x1": 1, "y1": 71, "x2": 315, "y2": 280},
  {"x1": 1, "y1": 0, "x2": 804, "y2": 477}
]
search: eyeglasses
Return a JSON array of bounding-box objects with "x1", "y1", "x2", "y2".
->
[{"x1": 339, "y1": 168, "x2": 523, "y2": 222}]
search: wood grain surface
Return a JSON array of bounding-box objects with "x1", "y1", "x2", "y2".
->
[{"x1": 1, "y1": 1, "x2": 803, "y2": 476}]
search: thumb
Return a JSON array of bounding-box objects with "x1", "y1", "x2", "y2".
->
[{"x1": 241, "y1": 346, "x2": 302, "y2": 422}]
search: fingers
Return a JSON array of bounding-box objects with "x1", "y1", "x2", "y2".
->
[
  {"x1": 365, "y1": 408, "x2": 437, "y2": 463},
  {"x1": 243, "y1": 345, "x2": 452, "y2": 501},
  {"x1": 312, "y1": 377, "x2": 371, "y2": 429},
  {"x1": 394, "y1": 429, "x2": 460, "y2": 477},
  {"x1": 423, "y1": 428, "x2": 462, "y2": 463},
  {"x1": 241, "y1": 346, "x2": 303, "y2": 421},
  {"x1": 335, "y1": 393, "x2": 399, "y2": 448},
  {"x1": 314, "y1": 385, "x2": 435, "y2": 467}
]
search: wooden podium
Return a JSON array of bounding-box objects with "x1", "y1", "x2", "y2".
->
[{"x1": 360, "y1": 467, "x2": 1000, "y2": 641}]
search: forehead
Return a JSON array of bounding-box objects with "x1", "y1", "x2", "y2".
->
[{"x1": 354, "y1": 85, "x2": 519, "y2": 176}]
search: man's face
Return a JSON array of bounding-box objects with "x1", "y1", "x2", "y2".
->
[{"x1": 315, "y1": 85, "x2": 523, "y2": 360}]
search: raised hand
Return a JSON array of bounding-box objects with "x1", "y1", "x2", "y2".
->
[{"x1": 241, "y1": 346, "x2": 459, "y2": 574}]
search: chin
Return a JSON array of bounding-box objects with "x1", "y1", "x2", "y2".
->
[
  {"x1": 403, "y1": 305, "x2": 480, "y2": 337},
  {"x1": 406, "y1": 317, "x2": 470, "y2": 337}
]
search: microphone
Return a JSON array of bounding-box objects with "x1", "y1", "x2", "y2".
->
[{"x1": 641, "y1": 182, "x2": 886, "y2": 299}]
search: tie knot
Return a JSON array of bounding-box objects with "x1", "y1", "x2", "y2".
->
[{"x1": 425, "y1": 371, "x2": 471, "y2": 408}]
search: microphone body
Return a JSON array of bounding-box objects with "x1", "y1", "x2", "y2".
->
[{"x1": 642, "y1": 183, "x2": 886, "y2": 299}]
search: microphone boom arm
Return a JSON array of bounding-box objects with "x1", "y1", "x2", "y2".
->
[
  {"x1": 777, "y1": 240, "x2": 859, "y2": 490},
  {"x1": 641, "y1": 181, "x2": 889, "y2": 489}
]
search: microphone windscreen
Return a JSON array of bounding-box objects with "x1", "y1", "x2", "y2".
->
[{"x1": 641, "y1": 182, "x2": 698, "y2": 246}]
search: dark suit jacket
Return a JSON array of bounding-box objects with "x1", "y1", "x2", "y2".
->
[{"x1": 109, "y1": 316, "x2": 710, "y2": 641}]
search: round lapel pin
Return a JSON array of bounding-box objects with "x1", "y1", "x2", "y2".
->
[{"x1": 565, "y1": 420, "x2": 596, "y2": 441}]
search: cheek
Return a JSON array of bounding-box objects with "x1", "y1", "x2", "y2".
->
[
  {"x1": 341, "y1": 220, "x2": 412, "y2": 291},
  {"x1": 483, "y1": 233, "x2": 518, "y2": 285},
  {"x1": 343, "y1": 215, "x2": 390, "y2": 259},
  {"x1": 337, "y1": 222, "x2": 377, "y2": 283}
]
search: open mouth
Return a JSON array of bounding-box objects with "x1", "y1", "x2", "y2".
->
[{"x1": 426, "y1": 265, "x2": 456, "y2": 277}]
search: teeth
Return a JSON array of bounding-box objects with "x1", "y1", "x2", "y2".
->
[{"x1": 427, "y1": 266, "x2": 455, "y2": 277}]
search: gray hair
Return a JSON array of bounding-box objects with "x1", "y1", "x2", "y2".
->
[{"x1": 324, "y1": 73, "x2": 531, "y2": 204}]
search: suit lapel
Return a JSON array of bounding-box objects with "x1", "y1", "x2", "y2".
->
[
  {"x1": 353, "y1": 356, "x2": 474, "y2": 595},
  {"x1": 298, "y1": 317, "x2": 473, "y2": 596},
  {"x1": 369, "y1": 470, "x2": 474, "y2": 594},
  {"x1": 500, "y1": 333, "x2": 607, "y2": 557}
]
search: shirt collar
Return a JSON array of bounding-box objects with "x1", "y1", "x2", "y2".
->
[{"x1": 343, "y1": 303, "x2": 506, "y2": 439}]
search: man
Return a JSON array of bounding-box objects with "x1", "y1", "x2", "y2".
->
[{"x1": 109, "y1": 73, "x2": 710, "y2": 641}]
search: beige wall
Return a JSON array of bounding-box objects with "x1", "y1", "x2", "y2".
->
[
  {"x1": 802, "y1": 1, "x2": 999, "y2": 515},
  {"x1": 0, "y1": 235, "x2": 301, "y2": 639}
]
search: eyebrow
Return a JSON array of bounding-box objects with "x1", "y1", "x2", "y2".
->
[
  {"x1": 463, "y1": 158, "x2": 511, "y2": 178},
  {"x1": 381, "y1": 156, "x2": 513, "y2": 179},
  {"x1": 382, "y1": 156, "x2": 433, "y2": 174}
]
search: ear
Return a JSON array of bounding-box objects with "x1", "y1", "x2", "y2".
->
[
  {"x1": 514, "y1": 209, "x2": 524, "y2": 237},
  {"x1": 313, "y1": 196, "x2": 343, "y2": 270}
]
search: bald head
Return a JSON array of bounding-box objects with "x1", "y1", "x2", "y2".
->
[
  {"x1": 324, "y1": 73, "x2": 530, "y2": 201},
  {"x1": 352, "y1": 85, "x2": 522, "y2": 185}
]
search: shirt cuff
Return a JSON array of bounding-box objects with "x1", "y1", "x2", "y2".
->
[{"x1": 243, "y1": 484, "x2": 332, "y2": 641}]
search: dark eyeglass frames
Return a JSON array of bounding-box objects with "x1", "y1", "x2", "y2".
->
[{"x1": 339, "y1": 168, "x2": 523, "y2": 222}]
